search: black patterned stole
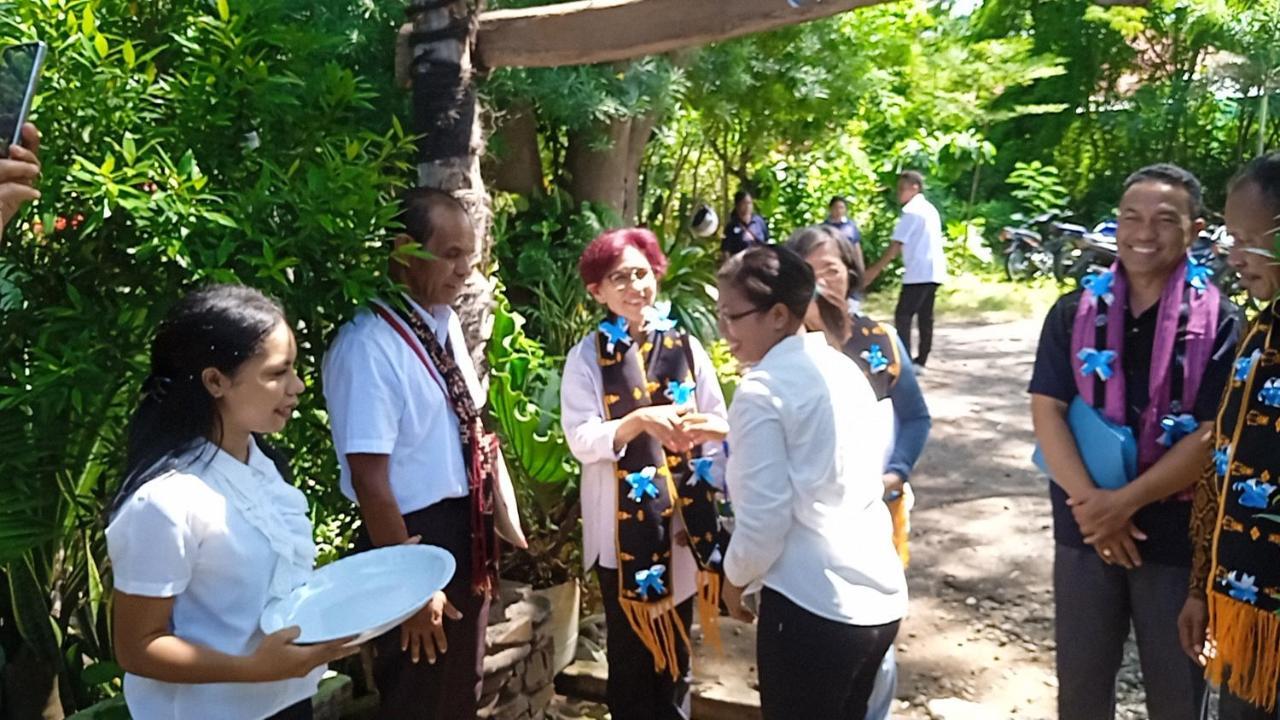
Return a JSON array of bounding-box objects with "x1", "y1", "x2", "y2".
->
[
  {"x1": 842, "y1": 314, "x2": 902, "y2": 401},
  {"x1": 595, "y1": 314, "x2": 728, "y2": 677}
]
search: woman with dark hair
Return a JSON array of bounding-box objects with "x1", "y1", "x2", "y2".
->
[
  {"x1": 107, "y1": 285, "x2": 355, "y2": 720},
  {"x1": 1181, "y1": 152, "x2": 1280, "y2": 720},
  {"x1": 560, "y1": 227, "x2": 730, "y2": 720},
  {"x1": 787, "y1": 225, "x2": 931, "y2": 720},
  {"x1": 717, "y1": 245, "x2": 907, "y2": 720},
  {"x1": 721, "y1": 189, "x2": 769, "y2": 258}
]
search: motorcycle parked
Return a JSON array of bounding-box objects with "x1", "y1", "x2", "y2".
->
[
  {"x1": 1054, "y1": 220, "x2": 1116, "y2": 284},
  {"x1": 999, "y1": 212, "x2": 1083, "y2": 281}
]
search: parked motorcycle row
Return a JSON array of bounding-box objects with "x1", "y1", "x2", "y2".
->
[{"x1": 997, "y1": 211, "x2": 1239, "y2": 294}]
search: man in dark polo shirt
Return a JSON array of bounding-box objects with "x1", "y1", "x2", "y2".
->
[{"x1": 1029, "y1": 164, "x2": 1241, "y2": 720}]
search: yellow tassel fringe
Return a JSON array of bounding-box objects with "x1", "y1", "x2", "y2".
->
[{"x1": 1206, "y1": 592, "x2": 1280, "y2": 712}]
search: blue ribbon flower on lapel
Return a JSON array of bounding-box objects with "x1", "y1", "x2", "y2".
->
[
  {"x1": 641, "y1": 301, "x2": 678, "y2": 333},
  {"x1": 599, "y1": 316, "x2": 631, "y2": 354},
  {"x1": 1236, "y1": 352, "x2": 1258, "y2": 382},
  {"x1": 708, "y1": 544, "x2": 724, "y2": 566},
  {"x1": 1232, "y1": 478, "x2": 1277, "y2": 510},
  {"x1": 1215, "y1": 444, "x2": 1231, "y2": 477},
  {"x1": 625, "y1": 466, "x2": 660, "y2": 503},
  {"x1": 1081, "y1": 270, "x2": 1116, "y2": 305},
  {"x1": 1158, "y1": 413, "x2": 1198, "y2": 447},
  {"x1": 1186, "y1": 256, "x2": 1213, "y2": 292},
  {"x1": 1076, "y1": 347, "x2": 1117, "y2": 381},
  {"x1": 688, "y1": 457, "x2": 715, "y2": 487},
  {"x1": 664, "y1": 379, "x2": 696, "y2": 406},
  {"x1": 1259, "y1": 378, "x2": 1280, "y2": 408},
  {"x1": 1225, "y1": 571, "x2": 1260, "y2": 604},
  {"x1": 635, "y1": 564, "x2": 667, "y2": 600},
  {"x1": 861, "y1": 343, "x2": 890, "y2": 374}
]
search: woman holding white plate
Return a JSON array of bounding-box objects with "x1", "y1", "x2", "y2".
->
[{"x1": 107, "y1": 285, "x2": 357, "y2": 720}]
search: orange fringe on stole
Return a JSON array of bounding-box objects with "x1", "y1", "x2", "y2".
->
[
  {"x1": 1206, "y1": 592, "x2": 1280, "y2": 712},
  {"x1": 697, "y1": 570, "x2": 723, "y2": 654},
  {"x1": 888, "y1": 495, "x2": 911, "y2": 567},
  {"x1": 619, "y1": 595, "x2": 691, "y2": 680}
]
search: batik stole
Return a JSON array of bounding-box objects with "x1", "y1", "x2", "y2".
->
[
  {"x1": 596, "y1": 315, "x2": 729, "y2": 678},
  {"x1": 1207, "y1": 304, "x2": 1280, "y2": 710},
  {"x1": 842, "y1": 314, "x2": 910, "y2": 565},
  {"x1": 1069, "y1": 259, "x2": 1220, "y2": 479}
]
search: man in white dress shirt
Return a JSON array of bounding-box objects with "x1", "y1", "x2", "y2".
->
[
  {"x1": 323, "y1": 188, "x2": 522, "y2": 719},
  {"x1": 865, "y1": 170, "x2": 948, "y2": 369}
]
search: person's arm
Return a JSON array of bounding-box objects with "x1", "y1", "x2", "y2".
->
[
  {"x1": 722, "y1": 385, "x2": 792, "y2": 590},
  {"x1": 1187, "y1": 462, "x2": 1221, "y2": 598},
  {"x1": 348, "y1": 454, "x2": 408, "y2": 546},
  {"x1": 1030, "y1": 394, "x2": 1096, "y2": 499},
  {"x1": 560, "y1": 343, "x2": 691, "y2": 458},
  {"x1": 680, "y1": 336, "x2": 731, "y2": 446},
  {"x1": 864, "y1": 241, "x2": 902, "y2": 288},
  {"x1": 851, "y1": 242, "x2": 866, "y2": 280},
  {"x1": 113, "y1": 593, "x2": 356, "y2": 683},
  {"x1": 884, "y1": 333, "x2": 930, "y2": 483},
  {"x1": 0, "y1": 123, "x2": 41, "y2": 249}
]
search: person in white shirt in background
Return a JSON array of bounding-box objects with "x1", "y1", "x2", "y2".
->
[
  {"x1": 323, "y1": 188, "x2": 523, "y2": 720},
  {"x1": 561, "y1": 227, "x2": 729, "y2": 720},
  {"x1": 865, "y1": 170, "x2": 948, "y2": 370},
  {"x1": 717, "y1": 245, "x2": 908, "y2": 720},
  {"x1": 108, "y1": 285, "x2": 356, "y2": 720}
]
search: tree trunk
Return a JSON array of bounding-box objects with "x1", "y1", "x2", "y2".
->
[
  {"x1": 407, "y1": 0, "x2": 494, "y2": 373},
  {"x1": 486, "y1": 102, "x2": 544, "y2": 196},
  {"x1": 623, "y1": 111, "x2": 659, "y2": 225}
]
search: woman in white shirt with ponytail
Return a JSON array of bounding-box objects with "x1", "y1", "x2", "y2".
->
[{"x1": 717, "y1": 245, "x2": 908, "y2": 720}]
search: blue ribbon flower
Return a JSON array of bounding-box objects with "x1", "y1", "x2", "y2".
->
[
  {"x1": 641, "y1": 301, "x2": 678, "y2": 333},
  {"x1": 665, "y1": 379, "x2": 696, "y2": 406},
  {"x1": 1225, "y1": 571, "x2": 1260, "y2": 604},
  {"x1": 1235, "y1": 353, "x2": 1257, "y2": 382},
  {"x1": 1215, "y1": 444, "x2": 1231, "y2": 477},
  {"x1": 1081, "y1": 270, "x2": 1116, "y2": 304},
  {"x1": 708, "y1": 544, "x2": 724, "y2": 566},
  {"x1": 635, "y1": 564, "x2": 667, "y2": 600},
  {"x1": 1158, "y1": 413, "x2": 1199, "y2": 447},
  {"x1": 861, "y1": 343, "x2": 890, "y2": 374},
  {"x1": 1186, "y1": 256, "x2": 1213, "y2": 292},
  {"x1": 688, "y1": 457, "x2": 715, "y2": 487},
  {"x1": 1259, "y1": 378, "x2": 1280, "y2": 408},
  {"x1": 1233, "y1": 478, "x2": 1277, "y2": 510},
  {"x1": 599, "y1": 317, "x2": 631, "y2": 354},
  {"x1": 1077, "y1": 348, "x2": 1117, "y2": 381},
  {"x1": 625, "y1": 466, "x2": 660, "y2": 503}
]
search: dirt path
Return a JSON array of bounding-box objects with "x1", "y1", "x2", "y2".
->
[{"x1": 896, "y1": 318, "x2": 1152, "y2": 720}]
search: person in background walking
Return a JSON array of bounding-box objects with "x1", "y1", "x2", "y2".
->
[
  {"x1": 1030, "y1": 164, "x2": 1241, "y2": 720},
  {"x1": 865, "y1": 171, "x2": 947, "y2": 370},
  {"x1": 1180, "y1": 152, "x2": 1280, "y2": 720},
  {"x1": 721, "y1": 189, "x2": 769, "y2": 258},
  {"x1": 718, "y1": 245, "x2": 907, "y2": 720},
  {"x1": 823, "y1": 195, "x2": 865, "y2": 272}
]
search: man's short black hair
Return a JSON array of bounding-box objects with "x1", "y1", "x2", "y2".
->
[
  {"x1": 1122, "y1": 163, "x2": 1205, "y2": 219},
  {"x1": 396, "y1": 187, "x2": 469, "y2": 246},
  {"x1": 829, "y1": 195, "x2": 847, "y2": 208},
  {"x1": 898, "y1": 170, "x2": 925, "y2": 190}
]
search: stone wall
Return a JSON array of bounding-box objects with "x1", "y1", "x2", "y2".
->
[{"x1": 479, "y1": 582, "x2": 557, "y2": 720}]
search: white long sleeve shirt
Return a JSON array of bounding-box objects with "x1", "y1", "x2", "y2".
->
[
  {"x1": 723, "y1": 332, "x2": 907, "y2": 626},
  {"x1": 560, "y1": 333, "x2": 728, "y2": 604}
]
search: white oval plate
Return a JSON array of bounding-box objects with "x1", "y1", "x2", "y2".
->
[{"x1": 261, "y1": 545, "x2": 455, "y2": 646}]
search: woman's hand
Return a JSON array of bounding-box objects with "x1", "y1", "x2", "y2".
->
[
  {"x1": 1177, "y1": 595, "x2": 1209, "y2": 664},
  {"x1": 246, "y1": 627, "x2": 360, "y2": 681},
  {"x1": 680, "y1": 413, "x2": 729, "y2": 444},
  {"x1": 0, "y1": 123, "x2": 40, "y2": 244},
  {"x1": 722, "y1": 580, "x2": 756, "y2": 624},
  {"x1": 617, "y1": 405, "x2": 693, "y2": 452}
]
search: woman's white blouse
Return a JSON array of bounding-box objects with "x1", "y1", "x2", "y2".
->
[
  {"x1": 723, "y1": 333, "x2": 908, "y2": 626},
  {"x1": 560, "y1": 332, "x2": 728, "y2": 604},
  {"x1": 106, "y1": 441, "x2": 323, "y2": 720}
]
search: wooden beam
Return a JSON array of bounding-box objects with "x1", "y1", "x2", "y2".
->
[{"x1": 472, "y1": 0, "x2": 896, "y2": 69}]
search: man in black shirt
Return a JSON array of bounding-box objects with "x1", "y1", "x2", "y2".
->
[{"x1": 1029, "y1": 164, "x2": 1242, "y2": 720}]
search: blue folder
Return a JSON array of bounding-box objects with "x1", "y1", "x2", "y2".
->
[{"x1": 1032, "y1": 396, "x2": 1137, "y2": 490}]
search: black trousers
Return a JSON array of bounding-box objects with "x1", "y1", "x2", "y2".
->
[
  {"x1": 1054, "y1": 544, "x2": 1204, "y2": 720},
  {"x1": 266, "y1": 699, "x2": 312, "y2": 720},
  {"x1": 355, "y1": 497, "x2": 490, "y2": 720},
  {"x1": 756, "y1": 587, "x2": 899, "y2": 720},
  {"x1": 596, "y1": 567, "x2": 693, "y2": 720},
  {"x1": 894, "y1": 282, "x2": 940, "y2": 366},
  {"x1": 1220, "y1": 685, "x2": 1280, "y2": 720}
]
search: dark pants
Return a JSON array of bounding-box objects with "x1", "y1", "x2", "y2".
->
[
  {"x1": 895, "y1": 282, "x2": 939, "y2": 366},
  {"x1": 266, "y1": 699, "x2": 312, "y2": 720},
  {"x1": 757, "y1": 587, "x2": 899, "y2": 720},
  {"x1": 1221, "y1": 689, "x2": 1279, "y2": 720},
  {"x1": 596, "y1": 567, "x2": 693, "y2": 720},
  {"x1": 356, "y1": 497, "x2": 489, "y2": 720},
  {"x1": 1054, "y1": 543, "x2": 1205, "y2": 720}
]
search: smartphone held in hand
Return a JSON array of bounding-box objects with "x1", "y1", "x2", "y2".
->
[{"x1": 0, "y1": 42, "x2": 46, "y2": 157}]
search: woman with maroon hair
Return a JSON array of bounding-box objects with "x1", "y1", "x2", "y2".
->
[{"x1": 560, "y1": 228, "x2": 730, "y2": 719}]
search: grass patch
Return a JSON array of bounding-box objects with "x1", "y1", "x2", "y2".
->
[{"x1": 862, "y1": 272, "x2": 1063, "y2": 325}]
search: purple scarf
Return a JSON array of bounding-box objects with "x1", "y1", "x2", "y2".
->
[{"x1": 1069, "y1": 258, "x2": 1220, "y2": 474}]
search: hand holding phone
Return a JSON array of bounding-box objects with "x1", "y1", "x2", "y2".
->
[
  {"x1": 0, "y1": 122, "x2": 40, "y2": 246},
  {"x1": 0, "y1": 41, "x2": 46, "y2": 247}
]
